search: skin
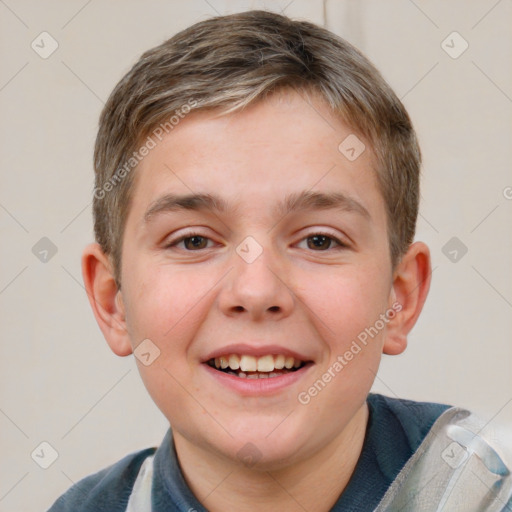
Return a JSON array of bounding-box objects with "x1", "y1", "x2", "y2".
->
[{"x1": 83, "y1": 90, "x2": 431, "y2": 511}]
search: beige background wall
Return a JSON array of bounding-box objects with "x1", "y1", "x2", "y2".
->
[{"x1": 0, "y1": 1, "x2": 511, "y2": 510}]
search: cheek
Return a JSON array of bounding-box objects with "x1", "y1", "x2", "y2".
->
[
  {"x1": 123, "y1": 265, "x2": 214, "y2": 424},
  {"x1": 300, "y1": 265, "x2": 390, "y2": 348},
  {"x1": 123, "y1": 264, "x2": 211, "y2": 343},
  {"x1": 294, "y1": 268, "x2": 389, "y2": 422}
]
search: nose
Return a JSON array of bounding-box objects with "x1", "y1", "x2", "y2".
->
[{"x1": 217, "y1": 243, "x2": 295, "y2": 321}]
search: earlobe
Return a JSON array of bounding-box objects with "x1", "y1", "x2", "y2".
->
[
  {"x1": 81, "y1": 243, "x2": 133, "y2": 357},
  {"x1": 383, "y1": 242, "x2": 431, "y2": 356}
]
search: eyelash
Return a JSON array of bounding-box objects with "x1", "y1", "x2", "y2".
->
[{"x1": 165, "y1": 231, "x2": 348, "y2": 252}]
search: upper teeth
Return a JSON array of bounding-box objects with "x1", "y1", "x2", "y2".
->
[{"x1": 213, "y1": 354, "x2": 303, "y2": 372}]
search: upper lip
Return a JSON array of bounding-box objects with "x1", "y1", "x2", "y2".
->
[{"x1": 202, "y1": 343, "x2": 314, "y2": 363}]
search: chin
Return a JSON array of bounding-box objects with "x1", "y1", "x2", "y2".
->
[
  {"x1": 228, "y1": 441, "x2": 305, "y2": 472},
  {"x1": 213, "y1": 421, "x2": 309, "y2": 471}
]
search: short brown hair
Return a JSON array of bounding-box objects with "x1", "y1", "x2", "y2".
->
[{"x1": 93, "y1": 10, "x2": 421, "y2": 285}]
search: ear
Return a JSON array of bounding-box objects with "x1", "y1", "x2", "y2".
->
[
  {"x1": 383, "y1": 241, "x2": 431, "y2": 356},
  {"x1": 81, "y1": 243, "x2": 133, "y2": 356}
]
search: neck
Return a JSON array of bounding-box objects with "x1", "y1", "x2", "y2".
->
[{"x1": 173, "y1": 403, "x2": 369, "y2": 512}]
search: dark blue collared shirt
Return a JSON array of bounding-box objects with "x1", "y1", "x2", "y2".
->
[{"x1": 48, "y1": 393, "x2": 449, "y2": 511}]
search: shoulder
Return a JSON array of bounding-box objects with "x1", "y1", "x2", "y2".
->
[
  {"x1": 47, "y1": 447, "x2": 156, "y2": 512},
  {"x1": 368, "y1": 392, "x2": 451, "y2": 419},
  {"x1": 367, "y1": 392, "x2": 451, "y2": 445},
  {"x1": 358, "y1": 393, "x2": 451, "y2": 484},
  {"x1": 374, "y1": 401, "x2": 512, "y2": 510},
  {"x1": 368, "y1": 393, "x2": 452, "y2": 430}
]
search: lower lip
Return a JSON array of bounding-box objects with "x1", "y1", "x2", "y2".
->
[{"x1": 202, "y1": 363, "x2": 314, "y2": 396}]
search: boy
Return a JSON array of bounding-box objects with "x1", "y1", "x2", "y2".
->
[{"x1": 49, "y1": 10, "x2": 512, "y2": 512}]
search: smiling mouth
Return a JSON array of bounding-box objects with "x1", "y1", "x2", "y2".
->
[{"x1": 206, "y1": 354, "x2": 308, "y2": 379}]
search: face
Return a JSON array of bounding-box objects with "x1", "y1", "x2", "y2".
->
[{"x1": 119, "y1": 90, "x2": 397, "y2": 468}]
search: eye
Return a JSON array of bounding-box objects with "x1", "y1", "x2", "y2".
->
[
  {"x1": 297, "y1": 233, "x2": 346, "y2": 251},
  {"x1": 166, "y1": 233, "x2": 215, "y2": 251}
]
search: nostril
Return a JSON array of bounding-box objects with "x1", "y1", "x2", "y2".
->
[{"x1": 230, "y1": 305, "x2": 280, "y2": 313}]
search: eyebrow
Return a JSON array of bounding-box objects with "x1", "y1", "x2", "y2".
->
[{"x1": 144, "y1": 190, "x2": 370, "y2": 223}]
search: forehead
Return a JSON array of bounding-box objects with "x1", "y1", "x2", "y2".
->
[{"x1": 128, "y1": 90, "x2": 385, "y2": 227}]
